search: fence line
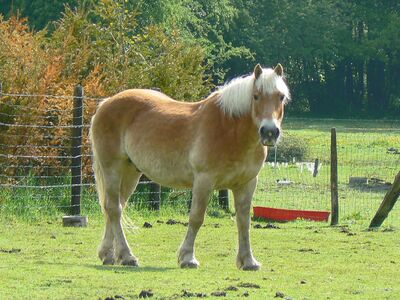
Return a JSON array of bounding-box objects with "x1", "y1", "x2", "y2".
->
[{"x1": 1, "y1": 85, "x2": 399, "y2": 223}]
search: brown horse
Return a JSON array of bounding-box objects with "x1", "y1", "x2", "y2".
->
[{"x1": 90, "y1": 64, "x2": 290, "y2": 270}]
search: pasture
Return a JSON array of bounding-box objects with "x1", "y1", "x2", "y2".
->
[
  {"x1": 1, "y1": 214, "x2": 399, "y2": 299},
  {"x1": 1, "y1": 118, "x2": 399, "y2": 299}
]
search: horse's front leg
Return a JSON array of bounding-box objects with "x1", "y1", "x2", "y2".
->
[
  {"x1": 178, "y1": 175, "x2": 213, "y2": 268},
  {"x1": 233, "y1": 177, "x2": 261, "y2": 271}
]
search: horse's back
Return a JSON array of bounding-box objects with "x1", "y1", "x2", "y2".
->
[{"x1": 91, "y1": 89, "x2": 203, "y2": 188}]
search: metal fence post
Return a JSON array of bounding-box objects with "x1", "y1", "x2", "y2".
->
[
  {"x1": 63, "y1": 85, "x2": 87, "y2": 227},
  {"x1": 330, "y1": 127, "x2": 339, "y2": 225}
]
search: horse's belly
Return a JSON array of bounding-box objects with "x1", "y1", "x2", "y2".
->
[
  {"x1": 133, "y1": 152, "x2": 194, "y2": 189},
  {"x1": 146, "y1": 169, "x2": 194, "y2": 189}
]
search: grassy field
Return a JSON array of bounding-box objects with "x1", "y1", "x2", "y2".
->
[
  {"x1": 1, "y1": 212, "x2": 399, "y2": 300},
  {"x1": 0, "y1": 118, "x2": 399, "y2": 299}
]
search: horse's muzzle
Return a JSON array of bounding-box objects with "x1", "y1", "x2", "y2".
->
[{"x1": 259, "y1": 124, "x2": 280, "y2": 146}]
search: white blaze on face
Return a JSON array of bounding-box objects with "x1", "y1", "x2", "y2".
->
[{"x1": 259, "y1": 118, "x2": 279, "y2": 131}]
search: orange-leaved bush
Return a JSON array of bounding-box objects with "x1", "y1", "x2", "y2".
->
[{"x1": 0, "y1": 3, "x2": 212, "y2": 183}]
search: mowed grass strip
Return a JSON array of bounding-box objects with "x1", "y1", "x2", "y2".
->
[{"x1": 0, "y1": 215, "x2": 399, "y2": 299}]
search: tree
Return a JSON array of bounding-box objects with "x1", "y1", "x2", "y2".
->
[{"x1": 0, "y1": 0, "x2": 78, "y2": 30}]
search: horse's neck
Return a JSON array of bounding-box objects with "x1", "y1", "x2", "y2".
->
[
  {"x1": 203, "y1": 97, "x2": 262, "y2": 151},
  {"x1": 230, "y1": 113, "x2": 261, "y2": 149}
]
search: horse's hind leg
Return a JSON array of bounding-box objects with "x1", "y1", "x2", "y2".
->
[
  {"x1": 100, "y1": 163, "x2": 141, "y2": 266},
  {"x1": 98, "y1": 218, "x2": 115, "y2": 265}
]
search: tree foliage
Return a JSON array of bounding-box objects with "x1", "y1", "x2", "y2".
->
[
  {"x1": 0, "y1": 2, "x2": 212, "y2": 178},
  {"x1": 0, "y1": 0, "x2": 399, "y2": 117}
]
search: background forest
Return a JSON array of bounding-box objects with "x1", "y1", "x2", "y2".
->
[{"x1": 1, "y1": 0, "x2": 399, "y2": 117}]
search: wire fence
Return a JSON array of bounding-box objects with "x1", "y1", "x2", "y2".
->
[
  {"x1": 254, "y1": 120, "x2": 400, "y2": 223},
  {"x1": 0, "y1": 87, "x2": 399, "y2": 223}
]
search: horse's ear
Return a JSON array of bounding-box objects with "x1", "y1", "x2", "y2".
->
[
  {"x1": 274, "y1": 63, "x2": 284, "y2": 76},
  {"x1": 254, "y1": 64, "x2": 263, "y2": 79}
]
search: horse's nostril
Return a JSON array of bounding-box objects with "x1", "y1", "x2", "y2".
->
[
  {"x1": 260, "y1": 125, "x2": 279, "y2": 140},
  {"x1": 260, "y1": 126, "x2": 267, "y2": 136}
]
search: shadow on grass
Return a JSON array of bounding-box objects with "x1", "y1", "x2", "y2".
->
[
  {"x1": 34, "y1": 260, "x2": 176, "y2": 272},
  {"x1": 89, "y1": 264, "x2": 176, "y2": 272}
]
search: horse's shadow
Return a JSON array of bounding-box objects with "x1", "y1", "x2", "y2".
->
[
  {"x1": 35, "y1": 260, "x2": 175, "y2": 272},
  {"x1": 88, "y1": 264, "x2": 175, "y2": 272}
]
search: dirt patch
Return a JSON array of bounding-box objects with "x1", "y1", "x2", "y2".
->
[
  {"x1": 225, "y1": 286, "x2": 238, "y2": 291},
  {"x1": 224, "y1": 277, "x2": 240, "y2": 281},
  {"x1": 0, "y1": 248, "x2": 21, "y2": 254},
  {"x1": 339, "y1": 227, "x2": 356, "y2": 236},
  {"x1": 139, "y1": 290, "x2": 153, "y2": 298},
  {"x1": 166, "y1": 219, "x2": 188, "y2": 226},
  {"x1": 104, "y1": 296, "x2": 124, "y2": 300},
  {"x1": 298, "y1": 248, "x2": 319, "y2": 254},
  {"x1": 253, "y1": 223, "x2": 280, "y2": 229},
  {"x1": 211, "y1": 291, "x2": 226, "y2": 297},
  {"x1": 238, "y1": 283, "x2": 260, "y2": 289},
  {"x1": 143, "y1": 222, "x2": 153, "y2": 228},
  {"x1": 349, "y1": 177, "x2": 391, "y2": 192},
  {"x1": 182, "y1": 290, "x2": 207, "y2": 297}
]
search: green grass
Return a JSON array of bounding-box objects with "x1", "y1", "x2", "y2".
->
[
  {"x1": 1, "y1": 118, "x2": 399, "y2": 299},
  {"x1": 1, "y1": 213, "x2": 399, "y2": 299}
]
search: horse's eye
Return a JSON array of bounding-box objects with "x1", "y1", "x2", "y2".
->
[
  {"x1": 254, "y1": 95, "x2": 259, "y2": 101},
  {"x1": 279, "y1": 95, "x2": 285, "y2": 102}
]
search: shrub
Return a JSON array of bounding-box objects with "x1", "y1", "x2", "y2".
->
[
  {"x1": 0, "y1": 3, "x2": 212, "y2": 183},
  {"x1": 266, "y1": 133, "x2": 310, "y2": 163}
]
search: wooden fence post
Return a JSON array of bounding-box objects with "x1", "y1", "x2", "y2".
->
[
  {"x1": 313, "y1": 158, "x2": 319, "y2": 177},
  {"x1": 330, "y1": 128, "x2": 339, "y2": 225},
  {"x1": 71, "y1": 85, "x2": 84, "y2": 215},
  {"x1": 218, "y1": 189, "x2": 229, "y2": 211},
  {"x1": 149, "y1": 181, "x2": 161, "y2": 210},
  {"x1": 140, "y1": 175, "x2": 161, "y2": 210},
  {"x1": 63, "y1": 85, "x2": 87, "y2": 227},
  {"x1": 369, "y1": 171, "x2": 400, "y2": 228}
]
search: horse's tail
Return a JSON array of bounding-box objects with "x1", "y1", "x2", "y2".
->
[
  {"x1": 90, "y1": 114, "x2": 106, "y2": 212},
  {"x1": 90, "y1": 110, "x2": 138, "y2": 232}
]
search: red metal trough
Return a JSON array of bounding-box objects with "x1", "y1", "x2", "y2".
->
[{"x1": 253, "y1": 206, "x2": 330, "y2": 222}]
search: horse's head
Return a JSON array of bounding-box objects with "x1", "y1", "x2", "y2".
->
[{"x1": 251, "y1": 63, "x2": 290, "y2": 147}]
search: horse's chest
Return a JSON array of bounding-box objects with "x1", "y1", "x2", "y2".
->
[{"x1": 216, "y1": 158, "x2": 264, "y2": 189}]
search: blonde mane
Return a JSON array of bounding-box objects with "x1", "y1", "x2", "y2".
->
[{"x1": 215, "y1": 68, "x2": 290, "y2": 117}]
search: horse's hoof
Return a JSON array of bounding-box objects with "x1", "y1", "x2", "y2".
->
[
  {"x1": 102, "y1": 257, "x2": 115, "y2": 265},
  {"x1": 180, "y1": 260, "x2": 200, "y2": 269},
  {"x1": 242, "y1": 263, "x2": 261, "y2": 271},
  {"x1": 237, "y1": 255, "x2": 261, "y2": 271},
  {"x1": 121, "y1": 257, "x2": 139, "y2": 267}
]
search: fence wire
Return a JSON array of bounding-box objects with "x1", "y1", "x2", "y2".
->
[{"x1": 0, "y1": 90, "x2": 399, "y2": 224}]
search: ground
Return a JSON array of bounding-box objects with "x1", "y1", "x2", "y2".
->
[{"x1": 1, "y1": 213, "x2": 399, "y2": 299}]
